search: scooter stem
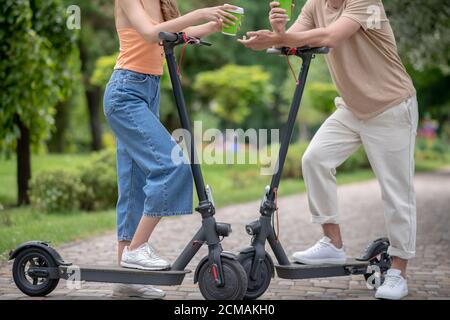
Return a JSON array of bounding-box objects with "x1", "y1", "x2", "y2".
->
[
  {"x1": 268, "y1": 53, "x2": 314, "y2": 200},
  {"x1": 164, "y1": 49, "x2": 208, "y2": 203}
]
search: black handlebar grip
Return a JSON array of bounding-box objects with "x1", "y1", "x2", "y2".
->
[
  {"x1": 158, "y1": 32, "x2": 179, "y2": 42},
  {"x1": 313, "y1": 47, "x2": 330, "y2": 54},
  {"x1": 267, "y1": 46, "x2": 330, "y2": 56},
  {"x1": 266, "y1": 48, "x2": 284, "y2": 56}
]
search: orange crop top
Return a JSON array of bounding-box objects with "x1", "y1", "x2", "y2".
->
[{"x1": 115, "y1": 20, "x2": 164, "y2": 76}]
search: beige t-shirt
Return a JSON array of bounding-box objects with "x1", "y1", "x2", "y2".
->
[{"x1": 297, "y1": 0, "x2": 416, "y2": 119}]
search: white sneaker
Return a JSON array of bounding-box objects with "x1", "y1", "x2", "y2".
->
[
  {"x1": 292, "y1": 237, "x2": 347, "y2": 265},
  {"x1": 112, "y1": 283, "x2": 165, "y2": 299},
  {"x1": 375, "y1": 269, "x2": 408, "y2": 300},
  {"x1": 121, "y1": 243, "x2": 170, "y2": 271}
]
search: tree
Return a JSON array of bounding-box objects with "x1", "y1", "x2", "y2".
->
[
  {"x1": 384, "y1": 0, "x2": 450, "y2": 72},
  {"x1": 0, "y1": 0, "x2": 79, "y2": 205},
  {"x1": 61, "y1": 0, "x2": 117, "y2": 151},
  {"x1": 384, "y1": 1, "x2": 450, "y2": 132}
]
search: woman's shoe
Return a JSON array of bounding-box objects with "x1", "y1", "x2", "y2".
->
[
  {"x1": 112, "y1": 283, "x2": 165, "y2": 299},
  {"x1": 121, "y1": 243, "x2": 171, "y2": 271}
]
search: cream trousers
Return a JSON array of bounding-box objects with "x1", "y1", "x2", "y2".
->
[{"x1": 302, "y1": 96, "x2": 419, "y2": 259}]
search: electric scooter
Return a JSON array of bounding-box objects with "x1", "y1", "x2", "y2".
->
[
  {"x1": 237, "y1": 47, "x2": 392, "y2": 299},
  {"x1": 9, "y1": 32, "x2": 248, "y2": 301}
]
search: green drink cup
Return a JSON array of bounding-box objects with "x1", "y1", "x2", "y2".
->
[
  {"x1": 278, "y1": 0, "x2": 293, "y2": 21},
  {"x1": 222, "y1": 7, "x2": 244, "y2": 36}
]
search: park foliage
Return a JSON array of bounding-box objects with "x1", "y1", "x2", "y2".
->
[{"x1": 0, "y1": 0, "x2": 449, "y2": 207}]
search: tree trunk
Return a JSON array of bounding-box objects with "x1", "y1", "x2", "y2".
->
[
  {"x1": 85, "y1": 86, "x2": 103, "y2": 151},
  {"x1": 47, "y1": 100, "x2": 69, "y2": 153},
  {"x1": 16, "y1": 117, "x2": 31, "y2": 205}
]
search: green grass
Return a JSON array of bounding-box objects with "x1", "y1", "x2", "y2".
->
[
  {"x1": 0, "y1": 208, "x2": 115, "y2": 261},
  {"x1": 203, "y1": 164, "x2": 376, "y2": 207},
  {"x1": 0, "y1": 153, "x2": 448, "y2": 261},
  {"x1": 0, "y1": 154, "x2": 90, "y2": 206}
]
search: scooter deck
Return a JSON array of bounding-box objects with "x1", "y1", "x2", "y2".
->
[
  {"x1": 59, "y1": 265, "x2": 190, "y2": 286},
  {"x1": 275, "y1": 259, "x2": 368, "y2": 280}
]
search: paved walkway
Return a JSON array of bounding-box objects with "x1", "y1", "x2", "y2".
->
[{"x1": 1, "y1": 169, "x2": 449, "y2": 300}]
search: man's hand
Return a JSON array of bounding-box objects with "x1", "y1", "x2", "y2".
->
[
  {"x1": 238, "y1": 30, "x2": 281, "y2": 51},
  {"x1": 269, "y1": 2, "x2": 289, "y2": 34}
]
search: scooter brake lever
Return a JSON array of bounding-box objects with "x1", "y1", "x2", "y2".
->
[{"x1": 187, "y1": 37, "x2": 212, "y2": 47}]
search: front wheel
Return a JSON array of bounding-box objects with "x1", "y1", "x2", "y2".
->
[
  {"x1": 238, "y1": 252, "x2": 273, "y2": 300},
  {"x1": 12, "y1": 248, "x2": 59, "y2": 297},
  {"x1": 197, "y1": 257, "x2": 248, "y2": 300}
]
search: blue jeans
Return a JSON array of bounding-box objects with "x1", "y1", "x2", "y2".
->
[{"x1": 103, "y1": 69, "x2": 193, "y2": 241}]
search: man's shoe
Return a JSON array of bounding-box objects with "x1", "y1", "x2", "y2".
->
[
  {"x1": 292, "y1": 236, "x2": 346, "y2": 265},
  {"x1": 375, "y1": 269, "x2": 408, "y2": 300}
]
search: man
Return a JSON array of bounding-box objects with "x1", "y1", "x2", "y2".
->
[{"x1": 239, "y1": 0, "x2": 418, "y2": 300}]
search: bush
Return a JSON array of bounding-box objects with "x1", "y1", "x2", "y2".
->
[
  {"x1": 229, "y1": 167, "x2": 261, "y2": 188},
  {"x1": 194, "y1": 64, "x2": 274, "y2": 127},
  {"x1": 78, "y1": 149, "x2": 118, "y2": 211},
  {"x1": 415, "y1": 137, "x2": 450, "y2": 162},
  {"x1": 29, "y1": 149, "x2": 118, "y2": 213},
  {"x1": 30, "y1": 170, "x2": 83, "y2": 213}
]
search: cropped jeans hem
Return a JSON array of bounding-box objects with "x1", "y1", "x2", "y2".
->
[{"x1": 143, "y1": 210, "x2": 193, "y2": 218}]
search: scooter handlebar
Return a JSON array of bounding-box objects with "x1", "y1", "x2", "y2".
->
[
  {"x1": 267, "y1": 46, "x2": 330, "y2": 56},
  {"x1": 159, "y1": 32, "x2": 212, "y2": 47},
  {"x1": 159, "y1": 31, "x2": 179, "y2": 42}
]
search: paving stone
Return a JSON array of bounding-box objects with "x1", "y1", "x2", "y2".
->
[{"x1": 1, "y1": 169, "x2": 450, "y2": 300}]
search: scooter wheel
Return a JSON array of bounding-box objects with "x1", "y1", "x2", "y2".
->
[
  {"x1": 12, "y1": 248, "x2": 59, "y2": 297},
  {"x1": 198, "y1": 257, "x2": 248, "y2": 300},
  {"x1": 238, "y1": 252, "x2": 272, "y2": 300}
]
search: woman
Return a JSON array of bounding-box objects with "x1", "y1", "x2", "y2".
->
[{"x1": 105, "y1": 0, "x2": 238, "y2": 298}]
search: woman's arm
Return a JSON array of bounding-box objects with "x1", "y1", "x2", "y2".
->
[
  {"x1": 184, "y1": 22, "x2": 221, "y2": 38},
  {"x1": 118, "y1": 0, "x2": 237, "y2": 43}
]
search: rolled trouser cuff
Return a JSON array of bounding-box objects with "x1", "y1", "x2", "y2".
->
[
  {"x1": 311, "y1": 214, "x2": 340, "y2": 225},
  {"x1": 387, "y1": 246, "x2": 415, "y2": 260}
]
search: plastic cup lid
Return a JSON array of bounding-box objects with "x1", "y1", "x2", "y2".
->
[{"x1": 226, "y1": 7, "x2": 244, "y2": 15}]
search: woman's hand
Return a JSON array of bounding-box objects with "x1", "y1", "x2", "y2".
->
[
  {"x1": 209, "y1": 18, "x2": 241, "y2": 33},
  {"x1": 269, "y1": 2, "x2": 289, "y2": 34},
  {"x1": 194, "y1": 4, "x2": 239, "y2": 26}
]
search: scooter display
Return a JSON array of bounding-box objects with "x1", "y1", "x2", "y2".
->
[
  {"x1": 237, "y1": 47, "x2": 392, "y2": 299},
  {"x1": 9, "y1": 32, "x2": 248, "y2": 301}
]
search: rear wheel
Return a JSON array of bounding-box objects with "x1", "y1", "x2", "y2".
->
[
  {"x1": 238, "y1": 252, "x2": 273, "y2": 300},
  {"x1": 12, "y1": 248, "x2": 59, "y2": 297},
  {"x1": 198, "y1": 257, "x2": 248, "y2": 300}
]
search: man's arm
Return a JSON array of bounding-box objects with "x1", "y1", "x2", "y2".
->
[
  {"x1": 240, "y1": 17, "x2": 361, "y2": 51},
  {"x1": 278, "y1": 17, "x2": 361, "y2": 48}
]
